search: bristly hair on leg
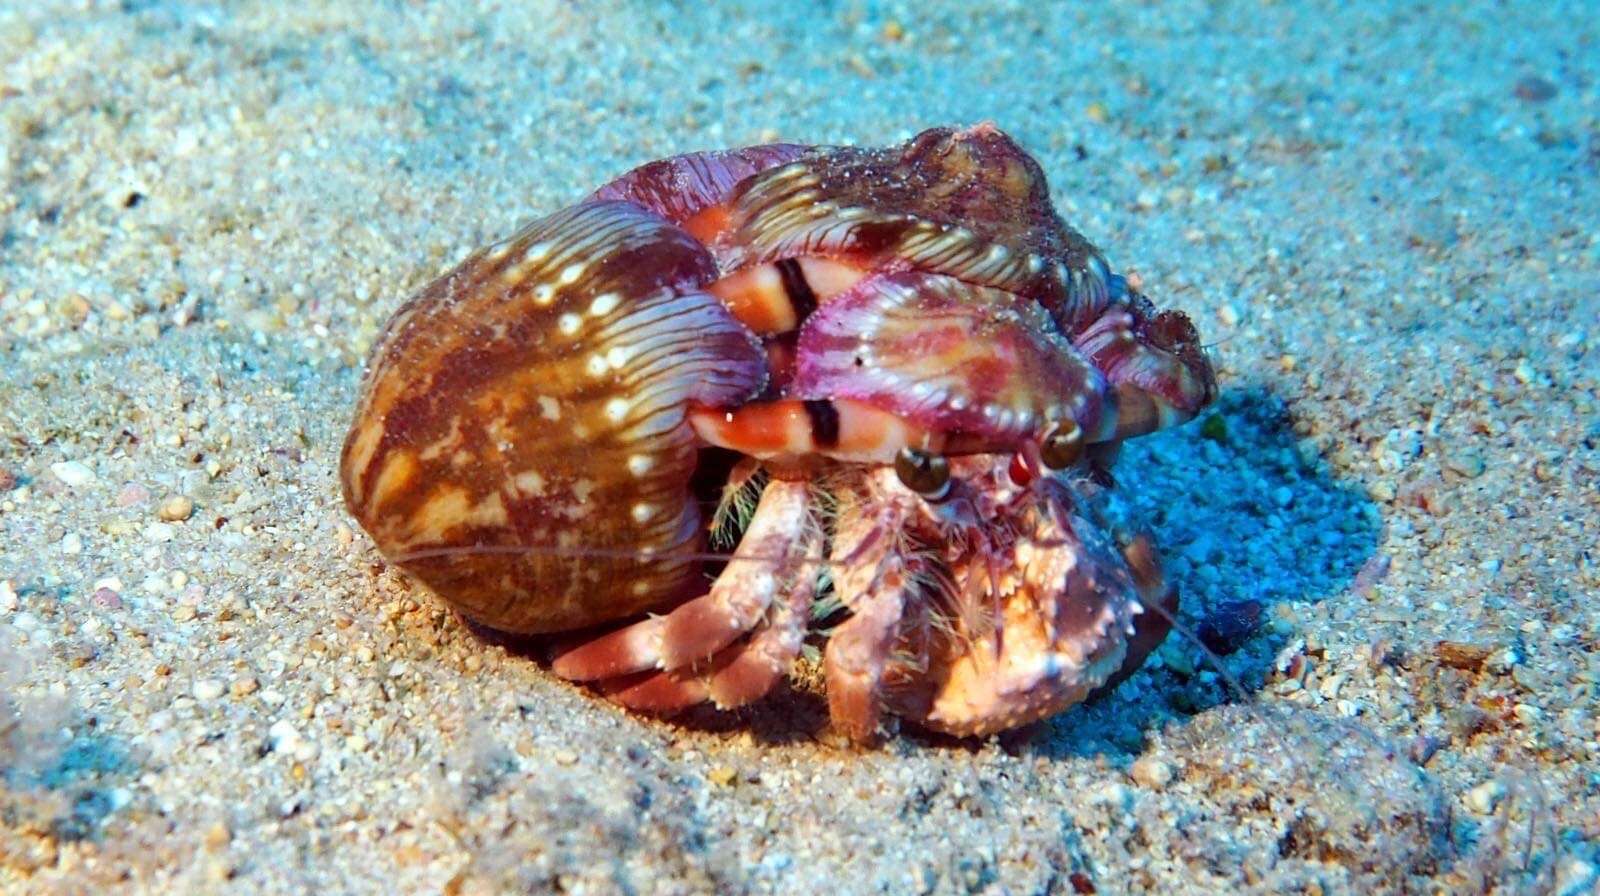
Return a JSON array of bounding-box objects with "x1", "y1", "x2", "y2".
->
[
  {"x1": 914, "y1": 557, "x2": 976, "y2": 655},
  {"x1": 709, "y1": 462, "x2": 768, "y2": 551}
]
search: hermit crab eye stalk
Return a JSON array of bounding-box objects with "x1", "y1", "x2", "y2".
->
[
  {"x1": 894, "y1": 447, "x2": 951, "y2": 501},
  {"x1": 1039, "y1": 420, "x2": 1084, "y2": 470}
]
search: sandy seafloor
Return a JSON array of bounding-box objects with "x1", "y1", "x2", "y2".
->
[{"x1": 1, "y1": 0, "x2": 1597, "y2": 893}]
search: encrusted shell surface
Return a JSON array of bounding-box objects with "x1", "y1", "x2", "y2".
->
[
  {"x1": 340, "y1": 200, "x2": 765, "y2": 633},
  {"x1": 710, "y1": 124, "x2": 1111, "y2": 329}
]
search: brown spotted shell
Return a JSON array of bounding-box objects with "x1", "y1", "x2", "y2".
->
[{"x1": 340, "y1": 200, "x2": 765, "y2": 633}]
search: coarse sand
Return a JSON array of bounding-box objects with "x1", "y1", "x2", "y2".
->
[{"x1": 2, "y1": 1, "x2": 1597, "y2": 893}]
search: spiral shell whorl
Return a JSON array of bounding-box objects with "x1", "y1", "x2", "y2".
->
[{"x1": 340, "y1": 200, "x2": 766, "y2": 633}]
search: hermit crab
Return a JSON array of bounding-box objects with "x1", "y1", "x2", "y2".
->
[{"x1": 340, "y1": 124, "x2": 1215, "y2": 742}]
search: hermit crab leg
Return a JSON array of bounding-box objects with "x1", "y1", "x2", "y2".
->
[
  {"x1": 600, "y1": 518, "x2": 822, "y2": 713},
  {"x1": 705, "y1": 257, "x2": 869, "y2": 336},
  {"x1": 822, "y1": 480, "x2": 923, "y2": 742},
  {"x1": 551, "y1": 479, "x2": 815, "y2": 681},
  {"x1": 687, "y1": 398, "x2": 941, "y2": 465}
]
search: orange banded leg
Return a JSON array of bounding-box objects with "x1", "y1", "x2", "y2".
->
[
  {"x1": 597, "y1": 512, "x2": 823, "y2": 713},
  {"x1": 706, "y1": 257, "x2": 869, "y2": 336},
  {"x1": 551, "y1": 479, "x2": 814, "y2": 683},
  {"x1": 688, "y1": 398, "x2": 941, "y2": 465}
]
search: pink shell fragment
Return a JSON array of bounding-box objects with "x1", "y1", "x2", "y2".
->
[{"x1": 589, "y1": 144, "x2": 807, "y2": 226}]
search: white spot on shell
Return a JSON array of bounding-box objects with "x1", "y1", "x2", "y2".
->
[
  {"x1": 631, "y1": 503, "x2": 653, "y2": 523},
  {"x1": 604, "y1": 398, "x2": 630, "y2": 422},
  {"x1": 586, "y1": 355, "x2": 609, "y2": 377},
  {"x1": 532, "y1": 284, "x2": 556, "y2": 306},
  {"x1": 513, "y1": 471, "x2": 546, "y2": 495},
  {"x1": 538, "y1": 396, "x2": 561, "y2": 420},
  {"x1": 526, "y1": 241, "x2": 552, "y2": 261},
  {"x1": 589, "y1": 292, "x2": 620, "y2": 317},
  {"x1": 558, "y1": 262, "x2": 586, "y2": 285},
  {"x1": 500, "y1": 260, "x2": 534, "y2": 285},
  {"x1": 605, "y1": 345, "x2": 631, "y2": 369},
  {"x1": 572, "y1": 479, "x2": 596, "y2": 503},
  {"x1": 558, "y1": 313, "x2": 581, "y2": 335},
  {"x1": 627, "y1": 454, "x2": 653, "y2": 477}
]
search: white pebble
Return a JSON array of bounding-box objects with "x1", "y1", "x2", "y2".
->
[
  {"x1": 269, "y1": 719, "x2": 304, "y2": 752},
  {"x1": 158, "y1": 495, "x2": 194, "y2": 522},
  {"x1": 1130, "y1": 756, "x2": 1174, "y2": 789},
  {"x1": 192, "y1": 679, "x2": 225, "y2": 701},
  {"x1": 1317, "y1": 673, "x2": 1345, "y2": 700},
  {"x1": 0, "y1": 581, "x2": 16, "y2": 614},
  {"x1": 60, "y1": 532, "x2": 83, "y2": 555},
  {"x1": 51, "y1": 460, "x2": 96, "y2": 487},
  {"x1": 1465, "y1": 780, "x2": 1506, "y2": 814}
]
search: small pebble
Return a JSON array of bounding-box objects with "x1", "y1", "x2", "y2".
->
[
  {"x1": 268, "y1": 719, "x2": 310, "y2": 756},
  {"x1": 0, "y1": 468, "x2": 15, "y2": 491},
  {"x1": 554, "y1": 749, "x2": 578, "y2": 765},
  {"x1": 192, "y1": 679, "x2": 225, "y2": 701},
  {"x1": 0, "y1": 581, "x2": 17, "y2": 614},
  {"x1": 172, "y1": 604, "x2": 198, "y2": 623},
  {"x1": 708, "y1": 765, "x2": 738, "y2": 786},
  {"x1": 230, "y1": 677, "x2": 259, "y2": 697},
  {"x1": 60, "y1": 532, "x2": 83, "y2": 555},
  {"x1": 91, "y1": 587, "x2": 123, "y2": 610},
  {"x1": 1465, "y1": 780, "x2": 1506, "y2": 814},
  {"x1": 1434, "y1": 640, "x2": 1491, "y2": 672},
  {"x1": 203, "y1": 822, "x2": 232, "y2": 850},
  {"x1": 1317, "y1": 673, "x2": 1345, "y2": 700},
  {"x1": 1485, "y1": 647, "x2": 1521, "y2": 675},
  {"x1": 1129, "y1": 756, "x2": 1173, "y2": 789},
  {"x1": 1512, "y1": 75, "x2": 1557, "y2": 103},
  {"x1": 158, "y1": 495, "x2": 195, "y2": 522},
  {"x1": 145, "y1": 521, "x2": 176, "y2": 542},
  {"x1": 50, "y1": 460, "x2": 96, "y2": 488},
  {"x1": 1444, "y1": 452, "x2": 1486, "y2": 478}
]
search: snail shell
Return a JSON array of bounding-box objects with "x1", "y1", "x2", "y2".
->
[{"x1": 340, "y1": 200, "x2": 765, "y2": 633}]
